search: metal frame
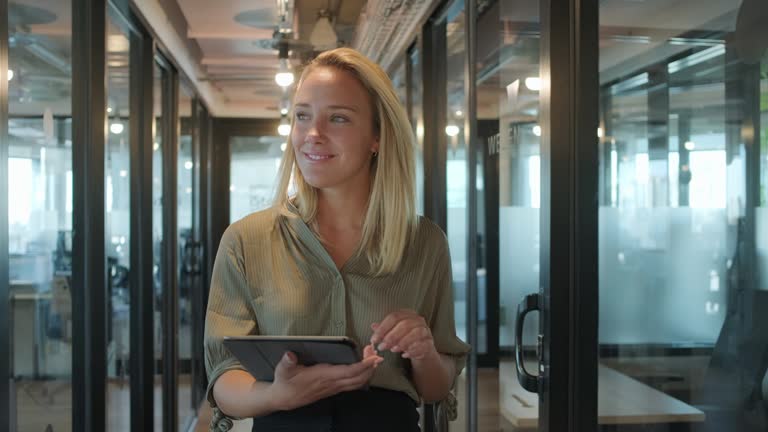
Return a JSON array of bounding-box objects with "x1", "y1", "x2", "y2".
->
[
  {"x1": 538, "y1": 0, "x2": 599, "y2": 430},
  {"x1": 71, "y1": 0, "x2": 108, "y2": 430},
  {"x1": 464, "y1": 0, "x2": 479, "y2": 430},
  {"x1": 161, "y1": 55, "x2": 180, "y2": 432},
  {"x1": 0, "y1": 0, "x2": 9, "y2": 430},
  {"x1": 478, "y1": 119, "x2": 500, "y2": 368},
  {"x1": 193, "y1": 100, "x2": 211, "y2": 410},
  {"x1": 128, "y1": 22, "x2": 156, "y2": 432},
  {"x1": 421, "y1": 17, "x2": 448, "y2": 232}
]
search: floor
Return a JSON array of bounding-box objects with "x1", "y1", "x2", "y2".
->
[{"x1": 12, "y1": 375, "x2": 195, "y2": 432}]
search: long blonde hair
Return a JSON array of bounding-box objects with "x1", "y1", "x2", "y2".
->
[{"x1": 273, "y1": 48, "x2": 417, "y2": 275}]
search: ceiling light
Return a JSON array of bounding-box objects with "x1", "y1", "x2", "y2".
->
[
  {"x1": 278, "y1": 116, "x2": 291, "y2": 136},
  {"x1": 280, "y1": 142, "x2": 288, "y2": 152},
  {"x1": 309, "y1": 10, "x2": 337, "y2": 51},
  {"x1": 445, "y1": 125, "x2": 460, "y2": 137},
  {"x1": 455, "y1": 110, "x2": 463, "y2": 117},
  {"x1": 230, "y1": 185, "x2": 236, "y2": 192},
  {"x1": 525, "y1": 77, "x2": 542, "y2": 91},
  {"x1": 532, "y1": 125, "x2": 542, "y2": 137},
  {"x1": 275, "y1": 58, "x2": 294, "y2": 88},
  {"x1": 119, "y1": 170, "x2": 127, "y2": 177},
  {"x1": 153, "y1": 142, "x2": 159, "y2": 151},
  {"x1": 184, "y1": 161, "x2": 193, "y2": 170},
  {"x1": 684, "y1": 141, "x2": 695, "y2": 151},
  {"x1": 597, "y1": 127, "x2": 604, "y2": 138},
  {"x1": 110, "y1": 122, "x2": 124, "y2": 134},
  {"x1": 279, "y1": 98, "x2": 290, "y2": 115},
  {"x1": 7, "y1": 69, "x2": 13, "y2": 81}
]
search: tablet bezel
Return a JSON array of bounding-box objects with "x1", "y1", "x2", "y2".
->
[{"x1": 222, "y1": 335, "x2": 362, "y2": 382}]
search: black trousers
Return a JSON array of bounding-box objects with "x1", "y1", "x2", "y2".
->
[{"x1": 250, "y1": 387, "x2": 420, "y2": 432}]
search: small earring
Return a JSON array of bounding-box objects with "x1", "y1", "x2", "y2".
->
[{"x1": 372, "y1": 151, "x2": 378, "y2": 158}]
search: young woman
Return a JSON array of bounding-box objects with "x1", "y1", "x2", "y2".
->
[{"x1": 204, "y1": 47, "x2": 470, "y2": 431}]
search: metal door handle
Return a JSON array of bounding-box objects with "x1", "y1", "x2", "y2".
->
[{"x1": 515, "y1": 293, "x2": 541, "y2": 393}]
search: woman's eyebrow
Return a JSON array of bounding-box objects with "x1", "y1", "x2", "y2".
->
[{"x1": 294, "y1": 102, "x2": 358, "y2": 112}]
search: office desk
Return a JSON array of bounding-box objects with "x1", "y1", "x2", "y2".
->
[
  {"x1": 499, "y1": 360, "x2": 705, "y2": 429},
  {"x1": 10, "y1": 282, "x2": 52, "y2": 378}
]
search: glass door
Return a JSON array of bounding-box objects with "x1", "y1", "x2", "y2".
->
[
  {"x1": 473, "y1": 0, "x2": 543, "y2": 430},
  {"x1": 597, "y1": 1, "x2": 767, "y2": 430}
]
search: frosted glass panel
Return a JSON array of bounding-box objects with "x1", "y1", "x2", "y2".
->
[
  {"x1": 498, "y1": 207, "x2": 539, "y2": 347},
  {"x1": 758, "y1": 208, "x2": 768, "y2": 291},
  {"x1": 599, "y1": 207, "x2": 727, "y2": 344}
]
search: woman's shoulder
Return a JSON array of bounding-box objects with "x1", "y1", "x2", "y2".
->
[
  {"x1": 412, "y1": 215, "x2": 449, "y2": 250},
  {"x1": 222, "y1": 207, "x2": 282, "y2": 246}
]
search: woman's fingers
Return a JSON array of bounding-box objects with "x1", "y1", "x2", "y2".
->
[
  {"x1": 392, "y1": 327, "x2": 433, "y2": 354},
  {"x1": 371, "y1": 309, "x2": 428, "y2": 350},
  {"x1": 333, "y1": 366, "x2": 376, "y2": 392}
]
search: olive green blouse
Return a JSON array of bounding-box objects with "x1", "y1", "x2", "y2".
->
[{"x1": 204, "y1": 203, "x2": 470, "y2": 430}]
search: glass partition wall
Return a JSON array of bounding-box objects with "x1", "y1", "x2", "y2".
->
[
  {"x1": 7, "y1": 1, "x2": 73, "y2": 430},
  {"x1": 3, "y1": 2, "x2": 209, "y2": 430},
  {"x1": 598, "y1": 1, "x2": 767, "y2": 431},
  {"x1": 105, "y1": 15, "x2": 132, "y2": 432}
]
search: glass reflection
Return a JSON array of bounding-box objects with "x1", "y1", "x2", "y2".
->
[{"x1": 8, "y1": 1, "x2": 72, "y2": 430}]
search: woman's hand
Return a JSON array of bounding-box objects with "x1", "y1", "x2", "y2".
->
[
  {"x1": 268, "y1": 345, "x2": 383, "y2": 411},
  {"x1": 370, "y1": 309, "x2": 437, "y2": 361}
]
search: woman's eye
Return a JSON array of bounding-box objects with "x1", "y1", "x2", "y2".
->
[
  {"x1": 295, "y1": 112, "x2": 309, "y2": 121},
  {"x1": 330, "y1": 115, "x2": 348, "y2": 123}
]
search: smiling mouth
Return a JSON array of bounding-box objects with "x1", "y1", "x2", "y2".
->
[{"x1": 304, "y1": 153, "x2": 335, "y2": 161}]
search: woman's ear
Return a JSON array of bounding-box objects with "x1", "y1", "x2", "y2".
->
[{"x1": 371, "y1": 138, "x2": 379, "y2": 155}]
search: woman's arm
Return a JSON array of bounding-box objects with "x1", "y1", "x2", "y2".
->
[
  {"x1": 411, "y1": 351, "x2": 456, "y2": 402},
  {"x1": 213, "y1": 349, "x2": 383, "y2": 418},
  {"x1": 370, "y1": 310, "x2": 458, "y2": 402},
  {"x1": 213, "y1": 370, "x2": 277, "y2": 418}
]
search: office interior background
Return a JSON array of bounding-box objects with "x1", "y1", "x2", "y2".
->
[{"x1": 1, "y1": 0, "x2": 766, "y2": 431}]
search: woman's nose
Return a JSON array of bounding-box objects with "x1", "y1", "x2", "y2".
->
[{"x1": 304, "y1": 121, "x2": 324, "y2": 142}]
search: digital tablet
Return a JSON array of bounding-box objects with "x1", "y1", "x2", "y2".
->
[{"x1": 223, "y1": 335, "x2": 361, "y2": 382}]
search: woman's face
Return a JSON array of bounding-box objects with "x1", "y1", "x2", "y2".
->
[{"x1": 291, "y1": 66, "x2": 379, "y2": 192}]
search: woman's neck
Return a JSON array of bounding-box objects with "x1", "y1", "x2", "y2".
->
[{"x1": 316, "y1": 182, "x2": 370, "y2": 232}]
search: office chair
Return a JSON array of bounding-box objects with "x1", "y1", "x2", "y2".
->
[{"x1": 692, "y1": 288, "x2": 768, "y2": 431}]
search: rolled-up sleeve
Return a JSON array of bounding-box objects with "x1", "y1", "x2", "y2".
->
[
  {"x1": 424, "y1": 233, "x2": 471, "y2": 421},
  {"x1": 204, "y1": 225, "x2": 259, "y2": 430},
  {"x1": 427, "y1": 234, "x2": 472, "y2": 384}
]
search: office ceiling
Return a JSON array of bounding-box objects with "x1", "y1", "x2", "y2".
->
[{"x1": 175, "y1": 0, "x2": 367, "y2": 117}]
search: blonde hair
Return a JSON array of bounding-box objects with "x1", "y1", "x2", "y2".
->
[{"x1": 273, "y1": 48, "x2": 417, "y2": 275}]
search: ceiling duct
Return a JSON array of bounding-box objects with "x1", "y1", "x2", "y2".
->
[{"x1": 352, "y1": 0, "x2": 438, "y2": 71}]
